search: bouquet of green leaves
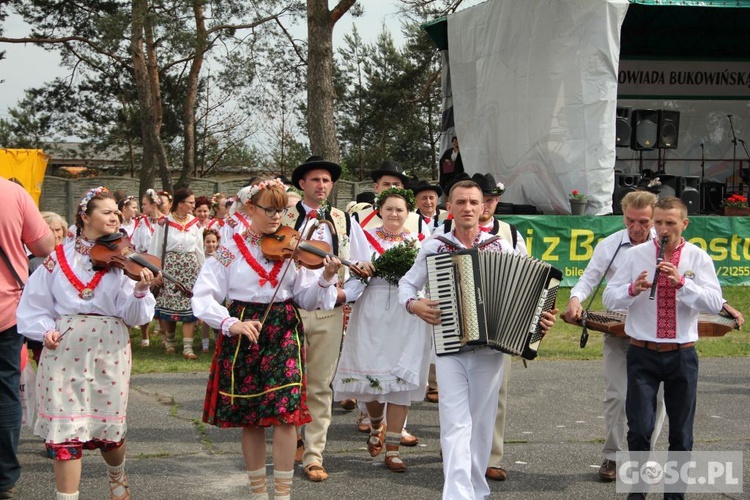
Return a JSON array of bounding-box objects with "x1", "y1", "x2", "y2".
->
[{"x1": 370, "y1": 238, "x2": 419, "y2": 287}]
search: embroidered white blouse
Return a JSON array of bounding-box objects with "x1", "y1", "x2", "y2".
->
[
  {"x1": 17, "y1": 238, "x2": 156, "y2": 341},
  {"x1": 148, "y1": 214, "x2": 205, "y2": 266}
]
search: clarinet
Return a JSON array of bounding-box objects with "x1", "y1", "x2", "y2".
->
[{"x1": 649, "y1": 236, "x2": 669, "y2": 300}]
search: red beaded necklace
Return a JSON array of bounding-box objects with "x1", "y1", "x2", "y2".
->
[
  {"x1": 57, "y1": 244, "x2": 108, "y2": 300},
  {"x1": 233, "y1": 233, "x2": 283, "y2": 287}
]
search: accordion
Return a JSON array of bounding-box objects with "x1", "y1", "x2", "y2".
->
[
  {"x1": 426, "y1": 248, "x2": 563, "y2": 359},
  {"x1": 562, "y1": 310, "x2": 739, "y2": 338}
]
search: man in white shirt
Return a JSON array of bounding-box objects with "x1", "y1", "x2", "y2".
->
[
  {"x1": 399, "y1": 179, "x2": 556, "y2": 500},
  {"x1": 603, "y1": 197, "x2": 724, "y2": 500}
]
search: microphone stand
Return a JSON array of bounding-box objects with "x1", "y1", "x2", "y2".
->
[
  {"x1": 738, "y1": 138, "x2": 750, "y2": 202},
  {"x1": 700, "y1": 143, "x2": 705, "y2": 184},
  {"x1": 728, "y1": 115, "x2": 738, "y2": 192}
]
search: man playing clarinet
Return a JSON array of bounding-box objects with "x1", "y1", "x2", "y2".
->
[
  {"x1": 399, "y1": 179, "x2": 557, "y2": 500},
  {"x1": 603, "y1": 197, "x2": 724, "y2": 500}
]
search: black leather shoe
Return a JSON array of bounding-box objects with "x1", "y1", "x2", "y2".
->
[{"x1": 598, "y1": 459, "x2": 616, "y2": 482}]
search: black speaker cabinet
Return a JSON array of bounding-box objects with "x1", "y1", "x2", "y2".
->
[
  {"x1": 657, "y1": 110, "x2": 681, "y2": 149},
  {"x1": 680, "y1": 176, "x2": 700, "y2": 214},
  {"x1": 700, "y1": 182, "x2": 725, "y2": 214},
  {"x1": 613, "y1": 173, "x2": 642, "y2": 214},
  {"x1": 631, "y1": 109, "x2": 658, "y2": 150},
  {"x1": 657, "y1": 174, "x2": 680, "y2": 199},
  {"x1": 616, "y1": 107, "x2": 632, "y2": 148}
]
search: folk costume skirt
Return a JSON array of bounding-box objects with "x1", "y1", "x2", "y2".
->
[
  {"x1": 155, "y1": 251, "x2": 198, "y2": 322},
  {"x1": 203, "y1": 300, "x2": 311, "y2": 428},
  {"x1": 34, "y1": 315, "x2": 131, "y2": 447}
]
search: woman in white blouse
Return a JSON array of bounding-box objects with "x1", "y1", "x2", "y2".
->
[
  {"x1": 192, "y1": 178, "x2": 341, "y2": 500},
  {"x1": 17, "y1": 186, "x2": 156, "y2": 500},
  {"x1": 148, "y1": 188, "x2": 204, "y2": 359}
]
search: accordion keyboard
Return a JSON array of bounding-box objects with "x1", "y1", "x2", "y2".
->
[{"x1": 426, "y1": 252, "x2": 462, "y2": 355}]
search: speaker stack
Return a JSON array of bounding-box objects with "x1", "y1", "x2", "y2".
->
[
  {"x1": 680, "y1": 176, "x2": 700, "y2": 215},
  {"x1": 657, "y1": 110, "x2": 680, "y2": 149},
  {"x1": 700, "y1": 182, "x2": 726, "y2": 214},
  {"x1": 631, "y1": 109, "x2": 659, "y2": 151},
  {"x1": 613, "y1": 173, "x2": 641, "y2": 215},
  {"x1": 616, "y1": 107, "x2": 632, "y2": 148}
]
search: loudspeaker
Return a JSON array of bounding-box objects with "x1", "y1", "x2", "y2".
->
[
  {"x1": 616, "y1": 107, "x2": 632, "y2": 148},
  {"x1": 657, "y1": 174, "x2": 679, "y2": 199},
  {"x1": 613, "y1": 173, "x2": 642, "y2": 214},
  {"x1": 631, "y1": 109, "x2": 658, "y2": 150},
  {"x1": 700, "y1": 182, "x2": 725, "y2": 214},
  {"x1": 680, "y1": 176, "x2": 700, "y2": 214},
  {"x1": 657, "y1": 110, "x2": 680, "y2": 149}
]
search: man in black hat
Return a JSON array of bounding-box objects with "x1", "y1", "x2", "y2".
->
[
  {"x1": 282, "y1": 156, "x2": 374, "y2": 482},
  {"x1": 410, "y1": 180, "x2": 447, "y2": 236},
  {"x1": 435, "y1": 172, "x2": 523, "y2": 482},
  {"x1": 352, "y1": 160, "x2": 427, "y2": 238}
]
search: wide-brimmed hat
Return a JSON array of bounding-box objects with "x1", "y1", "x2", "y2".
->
[
  {"x1": 292, "y1": 156, "x2": 342, "y2": 189},
  {"x1": 408, "y1": 179, "x2": 443, "y2": 198},
  {"x1": 471, "y1": 173, "x2": 505, "y2": 196},
  {"x1": 370, "y1": 160, "x2": 410, "y2": 185}
]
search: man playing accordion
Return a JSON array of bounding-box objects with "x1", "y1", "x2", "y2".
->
[{"x1": 399, "y1": 179, "x2": 557, "y2": 500}]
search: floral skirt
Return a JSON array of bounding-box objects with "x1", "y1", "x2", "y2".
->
[
  {"x1": 155, "y1": 251, "x2": 198, "y2": 322},
  {"x1": 202, "y1": 300, "x2": 311, "y2": 428}
]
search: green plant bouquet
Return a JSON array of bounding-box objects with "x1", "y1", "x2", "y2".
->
[{"x1": 370, "y1": 238, "x2": 419, "y2": 287}]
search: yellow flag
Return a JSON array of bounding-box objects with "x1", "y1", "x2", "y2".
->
[{"x1": 0, "y1": 149, "x2": 49, "y2": 206}]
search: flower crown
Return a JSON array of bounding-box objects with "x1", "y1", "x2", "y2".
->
[
  {"x1": 203, "y1": 227, "x2": 221, "y2": 241},
  {"x1": 211, "y1": 192, "x2": 224, "y2": 209},
  {"x1": 79, "y1": 186, "x2": 110, "y2": 215},
  {"x1": 376, "y1": 187, "x2": 416, "y2": 211},
  {"x1": 145, "y1": 188, "x2": 163, "y2": 207},
  {"x1": 158, "y1": 190, "x2": 172, "y2": 201},
  {"x1": 246, "y1": 178, "x2": 287, "y2": 201}
]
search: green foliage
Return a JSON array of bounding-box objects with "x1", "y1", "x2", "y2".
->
[{"x1": 371, "y1": 238, "x2": 419, "y2": 287}]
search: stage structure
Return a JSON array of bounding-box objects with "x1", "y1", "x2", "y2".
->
[{"x1": 424, "y1": 0, "x2": 750, "y2": 215}]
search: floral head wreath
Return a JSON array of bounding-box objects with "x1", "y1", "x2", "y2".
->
[
  {"x1": 376, "y1": 187, "x2": 416, "y2": 212},
  {"x1": 246, "y1": 178, "x2": 287, "y2": 202},
  {"x1": 158, "y1": 190, "x2": 172, "y2": 202},
  {"x1": 145, "y1": 188, "x2": 162, "y2": 207},
  {"x1": 203, "y1": 227, "x2": 221, "y2": 241},
  {"x1": 211, "y1": 192, "x2": 224, "y2": 209},
  {"x1": 79, "y1": 186, "x2": 110, "y2": 215}
]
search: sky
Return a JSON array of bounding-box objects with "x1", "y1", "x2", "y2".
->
[{"x1": 0, "y1": 1, "x2": 416, "y2": 120}]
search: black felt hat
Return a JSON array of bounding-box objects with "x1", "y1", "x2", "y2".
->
[
  {"x1": 292, "y1": 156, "x2": 342, "y2": 189},
  {"x1": 408, "y1": 179, "x2": 443, "y2": 198},
  {"x1": 471, "y1": 173, "x2": 505, "y2": 196},
  {"x1": 370, "y1": 160, "x2": 410, "y2": 185}
]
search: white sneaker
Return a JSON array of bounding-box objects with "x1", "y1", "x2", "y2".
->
[{"x1": 140, "y1": 339, "x2": 150, "y2": 347}]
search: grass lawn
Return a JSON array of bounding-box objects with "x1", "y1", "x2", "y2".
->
[{"x1": 128, "y1": 287, "x2": 749, "y2": 373}]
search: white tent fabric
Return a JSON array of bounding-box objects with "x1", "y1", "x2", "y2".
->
[{"x1": 447, "y1": 0, "x2": 630, "y2": 214}]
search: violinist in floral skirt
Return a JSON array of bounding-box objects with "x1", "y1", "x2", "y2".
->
[
  {"x1": 17, "y1": 187, "x2": 156, "y2": 500},
  {"x1": 192, "y1": 178, "x2": 342, "y2": 500}
]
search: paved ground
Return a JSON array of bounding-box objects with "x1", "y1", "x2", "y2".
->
[{"x1": 14, "y1": 357, "x2": 750, "y2": 499}]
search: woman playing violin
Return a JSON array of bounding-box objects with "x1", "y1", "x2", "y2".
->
[
  {"x1": 17, "y1": 186, "x2": 156, "y2": 500},
  {"x1": 192, "y1": 178, "x2": 342, "y2": 500}
]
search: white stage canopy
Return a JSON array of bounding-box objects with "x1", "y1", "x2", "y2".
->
[{"x1": 447, "y1": 0, "x2": 630, "y2": 214}]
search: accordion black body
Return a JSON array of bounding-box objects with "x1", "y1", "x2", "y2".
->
[{"x1": 426, "y1": 248, "x2": 562, "y2": 360}]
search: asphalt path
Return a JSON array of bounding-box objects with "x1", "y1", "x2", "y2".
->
[{"x1": 14, "y1": 357, "x2": 750, "y2": 499}]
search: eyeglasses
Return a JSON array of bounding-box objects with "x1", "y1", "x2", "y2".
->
[{"x1": 254, "y1": 204, "x2": 288, "y2": 217}]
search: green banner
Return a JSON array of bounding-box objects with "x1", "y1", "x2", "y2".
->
[{"x1": 500, "y1": 215, "x2": 750, "y2": 287}]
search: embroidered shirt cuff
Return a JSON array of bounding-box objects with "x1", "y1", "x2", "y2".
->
[
  {"x1": 676, "y1": 275, "x2": 686, "y2": 289},
  {"x1": 221, "y1": 317, "x2": 240, "y2": 337},
  {"x1": 628, "y1": 282, "x2": 636, "y2": 296},
  {"x1": 133, "y1": 288, "x2": 149, "y2": 299},
  {"x1": 318, "y1": 275, "x2": 336, "y2": 288},
  {"x1": 405, "y1": 297, "x2": 417, "y2": 315}
]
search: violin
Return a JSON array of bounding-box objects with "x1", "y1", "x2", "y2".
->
[
  {"x1": 90, "y1": 233, "x2": 194, "y2": 297},
  {"x1": 260, "y1": 225, "x2": 372, "y2": 278}
]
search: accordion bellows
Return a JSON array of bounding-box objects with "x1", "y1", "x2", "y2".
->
[{"x1": 427, "y1": 248, "x2": 562, "y2": 359}]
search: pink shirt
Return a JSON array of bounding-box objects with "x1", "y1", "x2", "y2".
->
[{"x1": 0, "y1": 178, "x2": 50, "y2": 331}]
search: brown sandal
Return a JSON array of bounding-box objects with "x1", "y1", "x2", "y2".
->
[
  {"x1": 384, "y1": 444, "x2": 406, "y2": 473},
  {"x1": 367, "y1": 424, "x2": 386, "y2": 457}
]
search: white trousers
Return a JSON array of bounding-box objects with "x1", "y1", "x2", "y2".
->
[
  {"x1": 602, "y1": 334, "x2": 666, "y2": 460},
  {"x1": 436, "y1": 348, "x2": 505, "y2": 500}
]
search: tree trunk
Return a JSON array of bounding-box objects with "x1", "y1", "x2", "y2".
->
[
  {"x1": 131, "y1": 0, "x2": 172, "y2": 194},
  {"x1": 178, "y1": 0, "x2": 207, "y2": 189},
  {"x1": 306, "y1": 0, "x2": 356, "y2": 162}
]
